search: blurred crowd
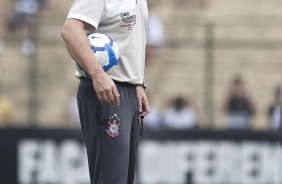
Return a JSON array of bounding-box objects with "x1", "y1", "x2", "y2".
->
[
  {"x1": 142, "y1": 78, "x2": 282, "y2": 131},
  {"x1": 2, "y1": 77, "x2": 279, "y2": 130},
  {"x1": 0, "y1": 0, "x2": 281, "y2": 132},
  {"x1": 0, "y1": 0, "x2": 47, "y2": 56}
]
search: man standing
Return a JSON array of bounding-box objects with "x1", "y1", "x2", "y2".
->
[{"x1": 61, "y1": 0, "x2": 150, "y2": 184}]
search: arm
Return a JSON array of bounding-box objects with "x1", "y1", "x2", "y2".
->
[{"x1": 61, "y1": 19, "x2": 120, "y2": 106}]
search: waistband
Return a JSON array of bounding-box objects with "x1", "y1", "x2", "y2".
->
[{"x1": 79, "y1": 77, "x2": 137, "y2": 89}]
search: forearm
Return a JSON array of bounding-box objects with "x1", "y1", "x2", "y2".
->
[{"x1": 61, "y1": 19, "x2": 104, "y2": 78}]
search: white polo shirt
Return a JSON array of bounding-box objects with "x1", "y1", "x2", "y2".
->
[{"x1": 67, "y1": 0, "x2": 148, "y2": 85}]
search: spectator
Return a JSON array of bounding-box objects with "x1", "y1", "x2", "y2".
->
[
  {"x1": 0, "y1": 86, "x2": 13, "y2": 126},
  {"x1": 162, "y1": 96, "x2": 197, "y2": 129},
  {"x1": 143, "y1": 93, "x2": 162, "y2": 130},
  {"x1": 0, "y1": 0, "x2": 47, "y2": 56},
  {"x1": 268, "y1": 86, "x2": 282, "y2": 131},
  {"x1": 144, "y1": 107, "x2": 162, "y2": 130},
  {"x1": 223, "y1": 76, "x2": 256, "y2": 129}
]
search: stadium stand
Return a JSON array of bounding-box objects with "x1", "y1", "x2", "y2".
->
[{"x1": 0, "y1": 0, "x2": 281, "y2": 129}]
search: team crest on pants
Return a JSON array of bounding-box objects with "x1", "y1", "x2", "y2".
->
[{"x1": 106, "y1": 114, "x2": 121, "y2": 139}]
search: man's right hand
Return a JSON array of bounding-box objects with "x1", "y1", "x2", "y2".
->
[{"x1": 92, "y1": 70, "x2": 120, "y2": 106}]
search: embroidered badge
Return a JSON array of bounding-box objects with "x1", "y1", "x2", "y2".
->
[{"x1": 105, "y1": 114, "x2": 121, "y2": 139}]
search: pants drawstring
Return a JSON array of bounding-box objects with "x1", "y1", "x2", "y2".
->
[{"x1": 138, "y1": 115, "x2": 144, "y2": 136}]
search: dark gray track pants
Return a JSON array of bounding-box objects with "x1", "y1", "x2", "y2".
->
[{"x1": 77, "y1": 78, "x2": 139, "y2": 184}]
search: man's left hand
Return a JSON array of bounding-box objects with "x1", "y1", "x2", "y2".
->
[{"x1": 136, "y1": 86, "x2": 150, "y2": 117}]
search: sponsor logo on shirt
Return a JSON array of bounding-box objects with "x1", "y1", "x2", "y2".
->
[{"x1": 120, "y1": 11, "x2": 136, "y2": 30}]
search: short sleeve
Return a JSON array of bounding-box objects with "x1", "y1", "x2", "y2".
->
[{"x1": 67, "y1": 0, "x2": 107, "y2": 29}]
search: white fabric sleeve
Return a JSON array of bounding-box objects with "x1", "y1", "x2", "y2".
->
[{"x1": 66, "y1": 0, "x2": 107, "y2": 29}]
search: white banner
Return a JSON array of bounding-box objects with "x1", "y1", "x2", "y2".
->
[
  {"x1": 139, "y1": 141, "x2": 282, "y2": 184},
  {"x1": 18, "y1": 139, "x2": 90, "y2": 184}
]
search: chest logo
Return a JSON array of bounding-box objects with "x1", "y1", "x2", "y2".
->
[
  {"x1": 120, "y1": 11, "x2": 137, "y2": 30},
  {"x1": 105, "y1": 114, "x2": 121, "y2": 139}
]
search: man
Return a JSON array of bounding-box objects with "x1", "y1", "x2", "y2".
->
[
  {"x1": 268, "y1": 86, "x2": 282, "y2": 130},
  {"x1": 61, "y1": 0, "x2": 150, "y2": 183},
  {"x1": 163, "y1": 97, "x2": 197, "y2": 129},
  {"x1": 223, "y1": 76, "x2": 255, "y2": 129}
]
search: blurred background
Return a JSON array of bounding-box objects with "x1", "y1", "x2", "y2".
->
[{"x1": 0, "y1": 0, "x2": 281, "y2": 183}]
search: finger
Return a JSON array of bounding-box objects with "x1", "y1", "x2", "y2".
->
[
  {"x1": 112, "y1": 87, "x2": 120, "y2": 106},
  {"x1": 101, "y1": 92, "x2": 109, "y2": 104},
  {"x1": 106, "y1": 88, "x2": 115, "y2": 105},
  {"x1": 137, "y1": 96, "x2": 142, "y2": 114},
  {"x1": 97, "y1": 93, "x2": 103, "y2": 103},
  {"x1": 142, "y1": 110, "x2": 150, "y2": 117},
  {"x1": 141, "y1": 96, "x2": 150, "y2": 117}
]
